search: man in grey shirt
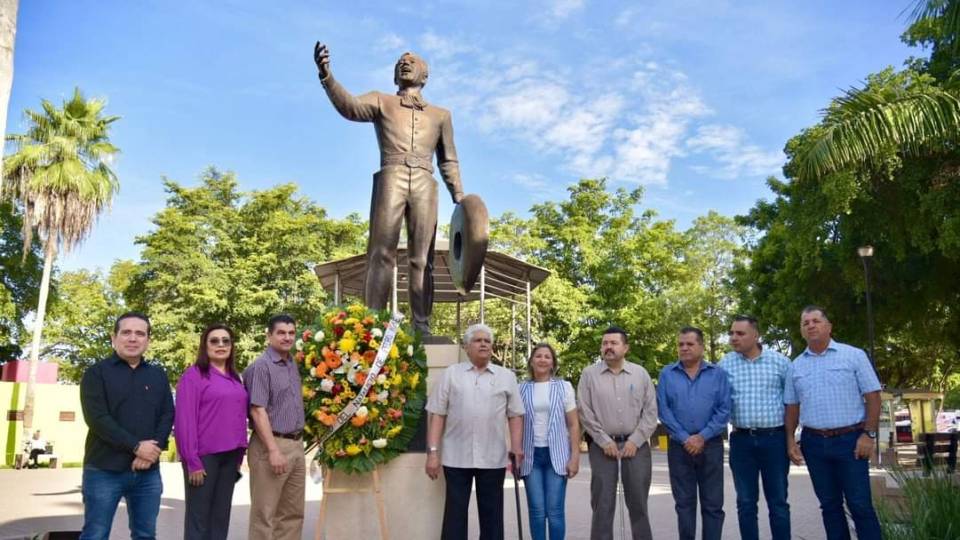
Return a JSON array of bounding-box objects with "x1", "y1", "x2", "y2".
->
[
  {"x1": 243, "y1": 314, "x2": 305, "y2": 540},
  {"x1": 578, "y1": 326, "x2": 658, "y2": 540},
  {"x1": 425, "y1": 323, "x2": 524, "y2": 540}
]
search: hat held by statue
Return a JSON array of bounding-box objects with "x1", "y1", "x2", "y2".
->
[{"x1": 449, "y1": 194, "x2": 489, "y2": 295}]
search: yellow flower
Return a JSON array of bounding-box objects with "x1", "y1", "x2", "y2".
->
[
  {"x1": 304, "y1": 352, "x2": 315, "y2": 368},
  {"x1": 302, "y1": 386, "x2": 316, "y2": 399},
  {"x1": 389, "y1": 344, "x2": 399, "y2": 359},
  {"x1": 348, "y1": 304, "x2": 365, "y2": 316},
  {"x1": 390, "y1": 374, "x2": 403, "y2": 386},
  {"x1": 407, "y1": 372, "x2": 420, "y2": 389},
  {"x1": 344, "y1": 317, "x2": 359, "y2": 326},
  {"x1": 386, "y1": 426, "x2": 403, "y2": 438},
  {"x1": 369, "y1": 340, "x2": 379, "y2": 349},
  {"x1": 345, "y1": 444, "x2": 362, "y2": 456},
  {"x1": 339, "y1": 337, "x2": 357, "y2": 353}
]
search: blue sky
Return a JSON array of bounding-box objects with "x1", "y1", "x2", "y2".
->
[{"x1": 8, "y1": 0, "x2": 916, "y2": 272}]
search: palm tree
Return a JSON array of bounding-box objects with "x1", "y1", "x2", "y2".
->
[
  {"x1": 1, "y1": 88, "x2": 119, "y2": 453},
  {"x1": 795, "y1": 0, "x2": 960, "y2": 180}
]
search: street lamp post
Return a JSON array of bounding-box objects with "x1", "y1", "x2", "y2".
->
[
  {"x1": 858, "y1": 245, "x2": 881, "y2": 464},
  {"x1": 857, "y1": 245, "x2": 876, "y2": 368}
]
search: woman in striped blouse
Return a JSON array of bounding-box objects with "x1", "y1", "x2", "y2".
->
[{"x1": 519, "y1": 343, "x2": 581, "y2": 540}]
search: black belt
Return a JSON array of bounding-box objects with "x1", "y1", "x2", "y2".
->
[
  {"x1": 272, "y1": 431, "x2": 303, "y2": 441},
  {"x1": 733, "y1": 426, "x2": 785, "y2": 435},
  {"x1": 611, "y1": 434, "x2": 630, "y2": 443}
]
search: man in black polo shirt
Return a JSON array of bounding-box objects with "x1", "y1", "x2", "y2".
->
[{"x1": 79, "y1": 312, "x2": 174, "y2": 540}]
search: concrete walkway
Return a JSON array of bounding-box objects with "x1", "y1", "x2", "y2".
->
[{"x1": 0, "y1": 450, "x2": 842, "y2": 539}]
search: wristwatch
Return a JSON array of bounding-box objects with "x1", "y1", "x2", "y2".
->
[
  {"x1": 864, "y1": 430, "x2": 877, "y2": 439},
  {"x1": 428, "y1": 446, "x2": 439, "y2": 453}
]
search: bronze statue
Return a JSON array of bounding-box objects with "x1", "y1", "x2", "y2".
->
[{"x1": 314, "y1": 43, "x2": 465, "y2": 334}]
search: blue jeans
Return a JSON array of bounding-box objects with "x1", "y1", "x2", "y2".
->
[
  {"x1": 801, "y1": 430, "x2": 880, "y2": 540},
  {"x1": 80, "y1": 465, "x2": 163, "y2": 540},
  {"x1": 523, "y1": 447, "x2": 568, "y2": 540},
  {"x1": 729, "y1": 429, "x2": 790, "y2": 540},
  {"x1": 667, "y1": 437, "x2": 725, "y2": 540}
]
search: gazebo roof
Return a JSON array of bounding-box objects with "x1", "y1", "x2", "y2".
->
[{"x1": 314, "y1": 239, "x2": 551, "y2": 303}]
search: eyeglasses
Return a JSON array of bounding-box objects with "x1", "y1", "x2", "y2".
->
[{"x1": 207, "y1": 337, "x2": 232, "y2": 346}]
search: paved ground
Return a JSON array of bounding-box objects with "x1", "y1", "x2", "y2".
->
[{"x1": 0, "y1": 449, "x2": 851, "y2": 539}]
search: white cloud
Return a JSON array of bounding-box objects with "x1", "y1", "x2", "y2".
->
[
  {"x1": 686, "y1": 124, "x2": 784, "y2": 178},
  {"x1": 551, "y1": 0, "x2": 585, "y2": 19},
  {"x1": 376, "y1": 33, "x2": 406, "y2": 52},
  {"x1": 415, "y1": 33, "x2": 773, "y2": 186},
  {"x1": 420, "y1": 31, "x2": 477, "y2": 60},
  {"x1": 615, "y1": 7, "x2": 638, "y2": 27}
]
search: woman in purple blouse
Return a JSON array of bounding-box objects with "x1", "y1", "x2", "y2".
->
[{"x1": 175, "y1": 323, "x2": 249, "y2": 540}]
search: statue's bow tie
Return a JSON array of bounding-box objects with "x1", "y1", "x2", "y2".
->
[{"x1": 399, "y1": 94, "x2": 427, "y2": 110}]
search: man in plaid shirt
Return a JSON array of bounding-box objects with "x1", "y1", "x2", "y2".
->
[{"x1": 718, "y1": 315, "x2": 791, "y2": 540}]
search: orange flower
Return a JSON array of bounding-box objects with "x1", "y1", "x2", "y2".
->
[
  {"x1": 350, "y1": 415, "x2": 367, "y2": 427},
  {"x1": 314, "y1": 362, "x2": 329, "y2": 377},
  {"x1": 320, "y1": 413, "x2": 337, "y2": 427},
  {"x1": 322, "y1": 347, "x2": 342, "y2": 369},
  {"x1": 367, "y1": 392, "x2": 378, "y2": 403},
  {"x1": 363, "y1": 350, "x2": 377, "y2": 365},
  {"x1": 362, "y1": 316, "x2": 375, "y2": 326},
  {"x1": 355, "y1": 371, "x2": 367, "y2": 386},
  {"x1": 353, "y1": 322, "x2": 365, "y2": 334},
  {"x1": 294, "y1": 351, "x2": 305, "y2": 363}
]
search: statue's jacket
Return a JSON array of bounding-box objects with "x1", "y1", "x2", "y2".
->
[{"x1": 321, "y1": 75, "x2": 464, "y2": 198}]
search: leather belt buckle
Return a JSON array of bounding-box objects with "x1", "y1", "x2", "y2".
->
[{"x1": 404, "y1": 155, "x2": 421, "y2": 168}]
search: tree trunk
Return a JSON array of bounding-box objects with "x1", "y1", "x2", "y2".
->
[
  {"x1": 21, "y1": 238, "x2": 55, "y2": 443},
  {"x1": 0, "y1": 0, "x2": 18, "y2": 185}
]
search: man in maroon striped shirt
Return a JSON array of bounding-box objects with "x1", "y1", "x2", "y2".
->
[{"x1": 243, "y1": 314, "x2": 306, "y2": 540}]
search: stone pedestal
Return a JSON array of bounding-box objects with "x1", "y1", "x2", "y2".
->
[{"x1": 313, "y1": 341, "x2": 463, "y2": 539}]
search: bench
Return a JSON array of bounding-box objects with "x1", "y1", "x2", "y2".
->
[
  {"x1": 35, "y1": 453, "x2": 59, "y2": 468},
  {"x1": 919, "y1": 432, "x2": 958, "y2": 474}
]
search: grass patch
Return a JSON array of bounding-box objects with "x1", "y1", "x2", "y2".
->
[{"x1": 877, "y1": 466, "x2": 960, "y2": 539}]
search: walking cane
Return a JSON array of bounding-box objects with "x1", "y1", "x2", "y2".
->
[
  {"x1": 616, "y1": 455, "x2": 627, "y2": 540},
  {"x1": 510, "y1": 452, "x2": 525, "y2": 540}
]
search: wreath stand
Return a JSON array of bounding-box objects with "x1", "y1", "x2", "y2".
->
[{"x1": 315, "y1": 464, "x2": 389, "y2": 540}]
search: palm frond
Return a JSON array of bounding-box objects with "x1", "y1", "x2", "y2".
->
[
  {"x1": 0, "y1": 88, "x2": 121, "y2": 258},
  {"x1": 796, "y1": 85, "x2": 960, "y2": 180},
  {"x1": 907, "y1": 0, "x2": 960, "y2": 53}
]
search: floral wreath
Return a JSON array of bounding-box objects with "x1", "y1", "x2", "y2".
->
[{"x1": 295, "y1": 304, "x2": 427, "y2": 474}]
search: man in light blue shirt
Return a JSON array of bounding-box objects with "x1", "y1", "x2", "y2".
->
[
  {"x1": 658, "y1": 327, "x2": 731, "y2": 540},
  {"x1": 718, "y1": 315, "x2": 791, "y2": 540},
  {"x1": 784, "y1": 306, "x2": 881, "y2": 540}
]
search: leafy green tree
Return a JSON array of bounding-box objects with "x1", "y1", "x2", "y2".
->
[
  {"x1": 42, "y1": 263, "x2": 132, "y2": 382},
  {"x1": 0, "y1": 202, "x2": 43, "y2": 361},
  {"x1": 1, "y1": 88, "x2": 119, "y2": 438},
  {"x1": 472, "y1": 179, "x2": 694, "y2": 383},
  {"x1": 123, "y1": 168, "x2": 366, "y2": 382},
  {"x1": 672, "y1": 212, "x2": 748, "y2": 361}
]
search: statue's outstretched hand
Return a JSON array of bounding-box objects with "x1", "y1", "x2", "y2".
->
[{"x1": 314, "y1": 42, "x2": 331, "y2": 79}]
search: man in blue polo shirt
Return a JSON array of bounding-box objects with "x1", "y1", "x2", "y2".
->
[
  {"x1": 718, "y1": 315, "x2": 791, "y2": 540},
  {"x1": 784, "y1": 305, "x2": 881, "y2": 540},
  {"x1": 79, "y1": 312, "x2": 174, "y2": 540},
  {"x1": 658, "y1": 326, "x2": 731, "y2": 540}
]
